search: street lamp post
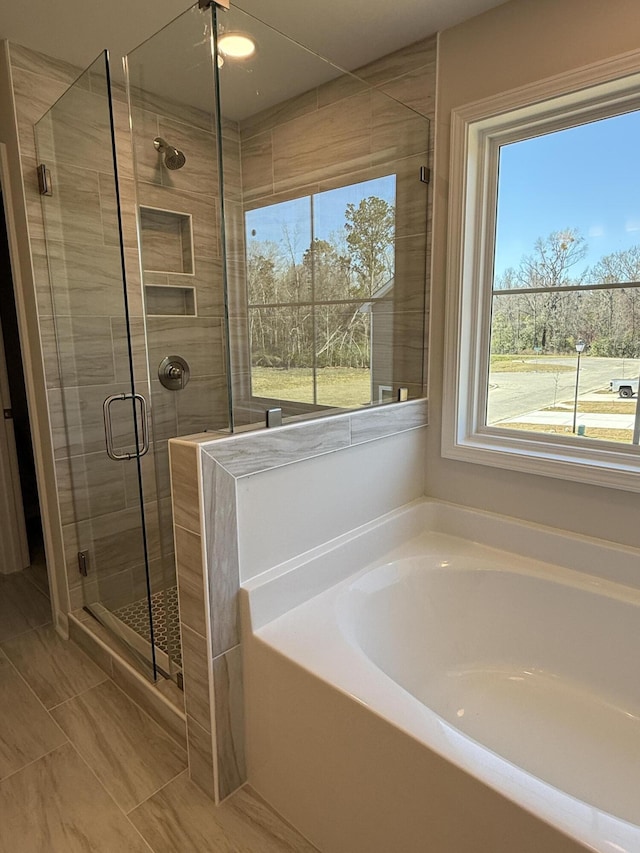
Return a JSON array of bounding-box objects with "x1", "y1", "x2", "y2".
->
[{"x1": 572, "y1": 339, "x2": 586, "y2": 434}]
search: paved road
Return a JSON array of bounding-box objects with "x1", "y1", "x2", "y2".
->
[
  {"x1": 487, "y1": 357, "x2": 640, "y2": 424},
  {"x1": 503, "y1": 411, "x2": 637, "y2": 429}
]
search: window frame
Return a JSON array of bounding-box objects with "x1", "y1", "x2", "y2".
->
[
  {"x1": 243, "y1": 174, "x2": 398, "y2": 408},
  {"x1": 442, "y1": 51, "x2": 640, "y2": 493}
]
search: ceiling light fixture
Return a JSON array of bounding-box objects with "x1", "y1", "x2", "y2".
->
[{"x1": 217, "y1": 32, "x2": 256, "y2": 59}]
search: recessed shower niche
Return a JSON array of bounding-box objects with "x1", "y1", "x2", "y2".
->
[
  {"x1": 145, "y1": 284, "x2": 196, "y2": 317},
  {"x1": 140, "y1": 206, "x2": 196, "y2": 317},
  {"x1": 139, "y1": 206, "x2": 194, "y2": 275}
]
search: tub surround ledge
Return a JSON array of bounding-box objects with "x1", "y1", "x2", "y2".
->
[{"x1": 169, "y1": 396, "x2": 428, "y2": 802}]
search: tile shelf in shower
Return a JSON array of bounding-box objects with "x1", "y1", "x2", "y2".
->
[
  {"x1": 144, "y1": 283, "x2": 197, "y2": 317},
  {"x1": 139, "y1": 205, "x2": 194, "y2": 276}
]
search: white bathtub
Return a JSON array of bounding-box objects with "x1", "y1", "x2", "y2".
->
[{"x1": 241, "y1": 499, "x2": 640, "y2": 853}]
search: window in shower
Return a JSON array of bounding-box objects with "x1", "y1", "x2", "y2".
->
[{"x1": 244, "y1": 174, "x2": 396, "y2": 408}]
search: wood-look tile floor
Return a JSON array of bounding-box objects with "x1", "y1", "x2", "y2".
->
[{"x1": 0, "y1": 569, "x2": 318, "y2": 852}]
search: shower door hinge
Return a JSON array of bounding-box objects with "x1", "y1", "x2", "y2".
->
[
  {"x1": 37, "y1": 164, "x2": 53, "y2": 196},
  {"x1": 3, "y1": 408, "x2": 12, "y2": 420},
  {"x1": 77, "y1": 550, "x2": 89, "y2": 577},
  {"x1": 419, "y1": 166, "x2": 430, "y2": 184}
]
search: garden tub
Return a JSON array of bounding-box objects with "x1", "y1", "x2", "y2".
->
[{"x1": 241, "y1": 499, "x2": 640, "y2": 853}]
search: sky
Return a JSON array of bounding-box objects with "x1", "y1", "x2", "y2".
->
[
  {"x1": 494, "y1": 108, "x2": 640, "y2": 280},
  {"x1": 245, "y1": 175, "x2": 396, "y2": 262}
]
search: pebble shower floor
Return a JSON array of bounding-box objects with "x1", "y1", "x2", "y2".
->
[{"x1": 113, "y1": 586, "x2": 182, "y2": 669}]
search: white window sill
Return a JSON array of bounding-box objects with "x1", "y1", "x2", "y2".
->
[{"x1": 443, "y1": 426, "x2": 640, "y2": 493}]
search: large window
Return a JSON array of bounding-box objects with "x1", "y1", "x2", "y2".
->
[
  {"x1": 443, "y1": 58, "x2": 640, "y2": 491},
  {"x1": 245, "y1": 175, "x2": 396, "y2": 409}
]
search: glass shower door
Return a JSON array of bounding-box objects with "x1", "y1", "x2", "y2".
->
[
  {"x1": 125, "y1": 3, "x2": 232, "y2": 682},
  {"x1": 35, "y1": 53, "x2": 158, "y2": 678}
]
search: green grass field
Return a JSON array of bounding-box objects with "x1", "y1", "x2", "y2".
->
[
  {"x1": 251, "y1": 367, "x2": 372, "y2": 408},
  {"x1": 489, "y1": 355, "x2": 573, "y2": 373},
  {"x1": 505, "y1": 421, "x2": 632, "y2": 443},
  {"x1": 503, "y1": 396, "x2": 635, "y2": 443},
  {"x1": 546, "y1": 401, "x2": 636, "y2": 414}
]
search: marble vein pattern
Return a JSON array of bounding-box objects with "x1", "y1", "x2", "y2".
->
[
  {"x1": 203, "y1": 454, "x2": 240, "y2": 655},
  {"x1": 129, "y1": 771, "x2": 318, "y2": 853},
  {"x1": 1, "y1": 623, "x2": 107, "y2": 709},
  {"x1": 203, "y1": 416, "x2": 351, "y2": 478},
  {"x1": 110, "y1": 657, "x2": 187, "y2": 751},
  {"x1": 356, "y1": 34, "x2": 436, "y2": 87},
  {"x1": 271, "y1": 92, "x2": 372, "y2": 193},
  {"x1": 185, "y1": 712, "x2": 216, "y2": 799},
  {"x1": 180, "y1": 623, "x2": 211, "y2": 732},
  {"x1": 0, "y1": 584, "x2": 311, "y2": 852},
  {"x1": 213, "y1": 644, "x2": 246, "y2": 800},
  {"x1": 174, "y1": 524, "x2": 207, "y2": 637},
  {"x1": 0, "y1": 651, "x2": 67, "y2": 781},
  {"x1": 0, "y1": 743, "x2": 153, "y2": 853},
  {"x1": 170, "y1": 442, "x2": 201, "y2": 534},
  {"x1": 51, "y1": 679, "x2": 187, "y2": 812},
  {"x1": 349, "y1": 398, "x2": 429, "y2": 444}
]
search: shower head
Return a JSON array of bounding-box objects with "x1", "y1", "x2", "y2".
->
[{"x1": 153, "y1": 137, "x2": 186, "y2": 170}]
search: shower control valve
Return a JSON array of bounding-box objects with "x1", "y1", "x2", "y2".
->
[{"x1": 158, "y1": 355, "x2": 190, "y2": 391}]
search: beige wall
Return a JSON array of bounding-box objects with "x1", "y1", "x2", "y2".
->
[{"x1": 428, "y1": 0, "x2": 640, "y2": 546}]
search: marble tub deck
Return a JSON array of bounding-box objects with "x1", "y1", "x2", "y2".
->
[{"x1": 0, "y1": 569, "x2": 317, "y2": 853}]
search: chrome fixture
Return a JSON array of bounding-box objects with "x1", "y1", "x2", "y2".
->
[
  {"x1": 265, "y1": 407, "x2": 282, "y2": 428},
  {"x1": 153, "y1": 137, "x2": 186, "y2": 170},
  {"x1": 36, "y1": 163, "x2": 53, "y2": 196},
  {"x1": 102, "y1": 393, "x2": 150, "y2": 460},
  {"x1": 158, "y1": 355, "x2": 190, "y2": 390}
]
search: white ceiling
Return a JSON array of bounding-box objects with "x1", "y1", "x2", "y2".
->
[{"x1": 0, "y1": 0, "x2": 506, "y2": 73}]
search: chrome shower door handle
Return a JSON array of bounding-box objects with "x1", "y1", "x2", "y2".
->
[
  {"x1": 133, "y1": 393, "x2": 150, "y2": 458},
  {"x1": 103, "y1": 393, "x2": 150, "y2": 460}
]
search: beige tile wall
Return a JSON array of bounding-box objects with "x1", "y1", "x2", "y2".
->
[
  {"x1": 227, "y1": 35, "x2": 436, "y2": 419},
  {"x1": 127, "y1": 86, "x2": 231, "y2": 443},
  {"x1": 7, "y1": 44, "x2": 158, "y2": 616},
  {"x1": 168, "y1": 440, "x2": 217, "y2": 798},
  {"x1": 9, "y1": 42, "x2": 233, "y2": 637}
]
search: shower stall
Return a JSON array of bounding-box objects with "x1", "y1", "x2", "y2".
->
[{"x1": 34, "y1": 1, "x2": 430, "y2": 686}]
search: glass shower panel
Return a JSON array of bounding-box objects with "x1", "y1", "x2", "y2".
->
[
  {"x1": 125, "y1": 4, "x2": 231, "y2": 678},
  {"x1": 35, "y1": 53, "x2": 157, "y2": 679},
  {"x1": 215, "y1": 4, "x2": 430, "y2": 423}
]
